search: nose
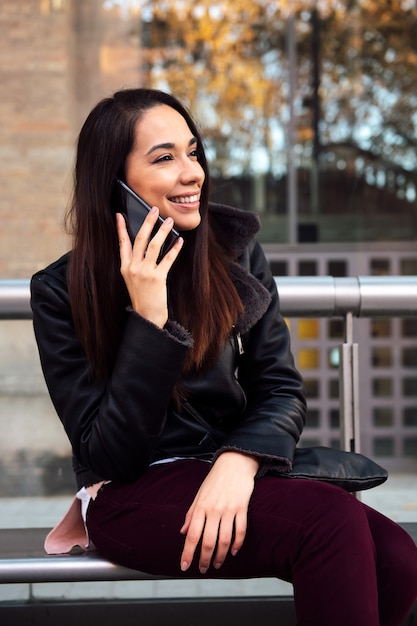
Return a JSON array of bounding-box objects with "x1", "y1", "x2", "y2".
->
[{"x1": 180, "y1": 158, "x2": 205, "y2": 186}]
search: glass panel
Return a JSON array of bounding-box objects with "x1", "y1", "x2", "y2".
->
[
  {"x1": 298, "y1": 348, "x2": 320, "y2": 369},
  {"x1": 370, "y1": 319, "x2": 392, "y2": 338},
  {"x1": 327, "y1": 347, "x2": 340, "y2": 368},
  {"x1": 403, "y1": 407, "x2": 417, "y2": 427},
  {"x1": 269, "y1": 260, "x2": 288, "y2": 276},
  {"x1": 373, "y1": 407, "x2": 393, "y2": 427},
  {"x1": 370, "y1": 259, "x2": 390, "y2": 276},
  {"x1": 404, "y1": 438, "x2": 417, "y2": 456},
  {"x1": 372, "y1": 347, "x2": 392, "y2": 368},
  {"x1": 400, "y1": 258, "x2": 417, "y2": 275},
  {"x1": 373, "y1": 438, "x2": 394, "y2": 457},
  {"x1": 403, "y1": 378, "x2": 417, "y2": 397},
  {"x1": 402, "y1": 347, "x2": 417, "y2": 368},
  {"x1": 298, "y1": 319, "x2": 320, "y2": 340},
  {"x1": 328, "y1": 379, "x2": 339, "y2": 399},
  {"x1": 298, "y1": 224, "x2": 319, "y2": 243},
  {"x1": 402, "y1": 319, "x2": 417, "y2": 337},
  {"x1": 298, "y1": 260, "x2": 317, "y2": 276},
  {"x1": 329, "y1": 409, "x2": 339, "y2": 429},
  {"x1": 306, "y1": 409, "x2": 320, "y2": 428},
  {"x1": 327, "y1": 260, "x2": 347, "y2": 277},
  {"x1": 372, "y1": 378, "x2": 393, "y2": 396},
  {"x1": 328, "y1": 319, "x2": 344, "y2": 340},
  {"x1": 304, "y1": 378, "x2": 320, "y2": 398}
]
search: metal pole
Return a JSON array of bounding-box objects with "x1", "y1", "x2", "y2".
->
[
  {"x1": 3, "y1": 276, "x2": 417, "y2": 319},
  {"x1": 340, "y1": 311, "x2": 360, "y2": 453},
  {"x1": 286, "y1": 15, "x2": 297, "y2": 244},
  {"x1": 310, "y1": 8, "x2": 321, "y2": 216}
]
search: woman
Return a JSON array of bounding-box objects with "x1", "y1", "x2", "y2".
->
[{"x1": 30, "y1": 88, "x2": 417, "y2": 625}]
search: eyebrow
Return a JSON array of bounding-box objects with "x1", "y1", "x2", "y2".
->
[{"x1": 145, "y1": 136, "x2": 198, "y2": 156}]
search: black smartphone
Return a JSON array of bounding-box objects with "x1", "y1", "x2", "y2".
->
[{"x1": 115, "y1": 178, "x2": 180, "y2": 258}]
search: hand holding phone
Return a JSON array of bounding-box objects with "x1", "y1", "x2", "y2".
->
[{"x1": 115, "y1": 178, "x2": 180, "y2": 260}]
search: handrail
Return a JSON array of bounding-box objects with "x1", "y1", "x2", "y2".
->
[
  {"x1": 1, "y1": 276, "x2": 417, "y2": 319},
  {"x1": 0, "y1": 280, "x2": 31, "y2": 319},
  {"x1": 276, "y1": 276, "x2": 417, "y2": 317}
]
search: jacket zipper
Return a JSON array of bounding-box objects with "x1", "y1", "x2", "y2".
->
[{"x1": 232, "y1": 326, "x2": 244, "y2": 356}]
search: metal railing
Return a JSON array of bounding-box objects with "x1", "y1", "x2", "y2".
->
[
  {"x1": 1, "y1": 276, "x2": 417, "y2": 456},
  {"x1": 2, "y1": 276, "x2": 417, "y2": 319}
]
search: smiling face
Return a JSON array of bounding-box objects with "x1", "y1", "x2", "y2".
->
[{"x1": 125, "y1": 104, "x2": 206, "y2": 232}]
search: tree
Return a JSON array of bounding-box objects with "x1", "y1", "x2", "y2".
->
[
  {"x1": 110, "y1": 0, "x2": 417, "y2": 214},
  {"x1": 318, "y1": 0, "x2": 417, "y2": 203}
]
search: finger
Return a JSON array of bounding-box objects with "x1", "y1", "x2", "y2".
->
[
  {"x1": 180, "y1": 510, "x2": 206, "y2": 573},
  {"x1": 230, "y1": 509, "x2": 248, "y2": 557},
  {"x1": 132, "y1": 206, "x2": 160, "y2": 256},
  {"x1": 116, "y1": 213, "x2": 132, "y2": 264},
  {"x1": 157, "y1": 234, "x2": 184, "y2": 267},
  {"x1": 116, "y1": 211, "x2": 129, "y2": 245},
  {"x1": 212, "y1": 514, "x2": 235, "y2": 570},
  {"x1": 198, "y1": 516, "x2": 222, "y2": 574},
  {"x1": 144, "y1": 216, "x2": 178, "y2": 263},
  {"x1": 180, "y1": 508, "x2": 193, "y2": 535}
]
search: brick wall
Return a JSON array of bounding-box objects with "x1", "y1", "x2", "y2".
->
[
  {"x1": 0, "y1": 0, "x2": 143, "y2": 278},
  {"x1": 0, "y1": 0, "x2": 74, "y2": 277}
]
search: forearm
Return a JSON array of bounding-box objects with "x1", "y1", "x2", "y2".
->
[{"x1": 75, "y1": 312, "x2": 192, "y2": 479}]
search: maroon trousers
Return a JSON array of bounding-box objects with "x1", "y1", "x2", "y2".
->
[{"x1": 87, "y1": 459, "x2": 417, "y2": 626}]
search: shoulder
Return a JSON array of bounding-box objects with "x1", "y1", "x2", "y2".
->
[
  {"x1": 31, "y1": 253, "x2": 70, "y2": 289},
  {"x1": 30, "y1": 252, "x2": 71, "y2": 311}
]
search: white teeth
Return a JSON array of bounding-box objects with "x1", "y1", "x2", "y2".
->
[{"x1": 170, "y1": 195, "x2": 198, "y2": 204}]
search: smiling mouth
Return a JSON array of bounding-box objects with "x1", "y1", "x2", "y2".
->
[{"x1": 169, "y1": 194, "x2": 199, "y2": 204}]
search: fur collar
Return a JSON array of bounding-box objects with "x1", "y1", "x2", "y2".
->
[
  {"x1": 209, "y1": 201, "x2": 261, "y2": 256},
  {"x1": 209, "y1": 202, "x2": 272, "y2": 335}
]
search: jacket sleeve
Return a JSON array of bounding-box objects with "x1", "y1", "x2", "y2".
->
[
  {"x1": 217, "y1": 241, "x2": 307, "y2": 471},
  {"x1": 30, "y1": 270, "x2": 192, "y2": 482}
]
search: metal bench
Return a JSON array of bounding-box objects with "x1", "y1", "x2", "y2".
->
[
  {"x1": 0, "y1": 525, "x2": 416, "y2": 625},
  {"x1": 0, "y1": 527, "x2": 297, "y2": 625},
  {"x1": 1, "y1": 524, "x2": 416, "y2": 584}
]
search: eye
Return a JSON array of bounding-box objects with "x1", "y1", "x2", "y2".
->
[
  {"x1": 189, "y1": 147, "x2": 201, "y2": 159},
  {"x1": 154, "y1": 154, "x2": 173, "y2": 163}
]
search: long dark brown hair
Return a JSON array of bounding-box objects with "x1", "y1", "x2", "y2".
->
[{"x1": 65, "y1": 88, "x2": 243, "y2": 380}]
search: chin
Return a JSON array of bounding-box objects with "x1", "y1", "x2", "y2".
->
[{"x1": 176, "y1": 216, "x2": 201, "y2": 231}]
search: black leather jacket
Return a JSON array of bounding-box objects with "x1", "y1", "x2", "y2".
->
[{"x1": 30, "y1": 203, "x2": 306, "y2": 489}]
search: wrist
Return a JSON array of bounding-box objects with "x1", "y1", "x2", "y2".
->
[{"x1": 215, "y1": 450, "x2": 261, "y2": 475}]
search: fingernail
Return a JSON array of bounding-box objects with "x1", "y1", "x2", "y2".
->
[
  {"x1": 214, "y1": 562, "x2": 221, "y2": 570},
  {"x1": 181, "y1": 561, "x2": 189, "y2": 572},
  {"x1": 231, "y1": 549, "x2": 238, "y2": 557},
  {"x1": 199, "y1": 566, "x2": 207, "y2": 574},
  {"x1": 150, "y1": 206, "x2": 158, "y2": 214},
  {"x1": 164, "y1": 217, "x2": 173, "y2": 225}
]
